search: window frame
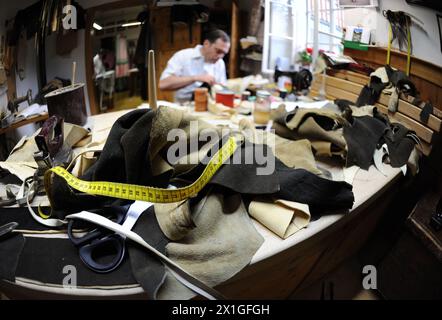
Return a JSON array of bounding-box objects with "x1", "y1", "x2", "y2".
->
[
  {"x1": 262, "y1": 0, "x2": 344, "y2": 74},
  {"x1": 262, "y1": 0, "x2": 298, "y2": 74}
]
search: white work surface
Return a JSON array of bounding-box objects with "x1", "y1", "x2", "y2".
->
[{"x1": 251, "y1": 164, "x2": 401, "y2": 264}]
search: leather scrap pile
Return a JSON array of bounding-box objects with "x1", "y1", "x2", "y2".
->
[{"x1": 0, "y1": 106, "x2": 358, "y2": 300}]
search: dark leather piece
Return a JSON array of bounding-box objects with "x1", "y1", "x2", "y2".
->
[
  {"x1": 0, "y1": 233, "x2": 25, "y2": 281},
  {"x1": 344, "y1": 116, "x2": 387, "y2": 170},
  {"x1": 420, "y1": 102, "x2": 433, "y2": 124},
  {"x1": 274, "y1": 159, "x2": 354, "y2": 218},
  {"x1": 128, "y1": 206, "x2": 169, "y2": 300},
  {"x1": 176, "y1": 141, "x2": 280, "y2": 195}
]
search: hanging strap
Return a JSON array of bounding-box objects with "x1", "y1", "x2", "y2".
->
[
  {"x1": 386, "y1": 24, "x2": 392, "y2": 65},
  {"x1": 406, "y1": 19, "x2": 412, "y2": 76},
  {"x1": 386, "y1": 19, "x2": 412, "y2": 76}
]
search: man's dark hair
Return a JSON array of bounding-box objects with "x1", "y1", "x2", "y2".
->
[{"x1": 205, "y1": 29, "x2": 230, "y2": 44}]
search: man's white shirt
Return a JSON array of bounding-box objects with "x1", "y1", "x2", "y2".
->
[{"x1": 160, "y1": 45, "x2": 227, "y2": 102}]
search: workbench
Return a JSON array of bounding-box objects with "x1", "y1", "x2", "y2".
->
[{"x1": 0, "y1": 103, "x2": 403, "y2": 299}]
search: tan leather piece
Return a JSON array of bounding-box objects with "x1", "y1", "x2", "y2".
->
[
  {"x1": 273, "y1": 108, "x2": 347, "y2": 158},
  {"x1": 249, "y1": 198, "x2": 310, "y2": 239},
  {"x1": 155, "y1": 200, "x2": 196, "y2": 241},
  {"x1": 244, "y1": 129, "x2": 322, "y2": 175},
  {"x1": 71, "y1": 152, "x2": 98, "y2": 178},
  {"x1": 311, "y1": 141, "x2": 332, "y2": 157},
  {"x1": 298, "y1": 117, "x2": 346, "y2": 150},
  {"x1": 148, "y1": 106, "x2": 184, "y2": 167},
  {"x1": 285, "y1": 108, "x2": 344, "y2": 130},
  {"x1": 158, "y1": 192, "x2": 263, "y2": 300},
  {"x1": 370, "y1": 66, "x2": 390, "y2": 84},
  {"x1": 273, "y1": 136, "x2": 322, "y2": 175},
  {"x1": 350, "y1": 105, "x2": 375, "y2": 117},
  {"x1": 148, "y1": 106, "x2": 223, "y2": 177}
]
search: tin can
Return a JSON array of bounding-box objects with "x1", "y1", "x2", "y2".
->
[{"x1": 215, "y1": 90, "x2": 235, "y2": 108}]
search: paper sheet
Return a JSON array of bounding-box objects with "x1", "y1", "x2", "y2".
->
[
  {"x1": 16, "y1": 104, "x2": 48, "y2": 119},
  {"x1": 343, "y1": 166, "x2": 360, "y2": 185}
]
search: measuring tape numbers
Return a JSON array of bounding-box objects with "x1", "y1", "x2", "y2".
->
[{"x1": 46, "y1": 136, "x2": 238, "y2": 204}]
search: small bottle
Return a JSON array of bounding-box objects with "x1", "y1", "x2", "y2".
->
[{"x1": 254, "y1": 91, "x2": 271, "y2": 125}]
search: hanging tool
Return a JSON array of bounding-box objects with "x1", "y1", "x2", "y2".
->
[
  {"x1": 7, "y1": 89, "x2": 33, "y2": 114},
  {"x1": 383, "y1": 10, "x2": 417, "y2": 76},
  {"x1": 1, "y1": 89, "x2": 33, "y2": 128}
]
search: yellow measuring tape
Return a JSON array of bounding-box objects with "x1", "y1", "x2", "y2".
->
[{"x1": 47, "y1": 136, "x2": 238, "y2": 204}]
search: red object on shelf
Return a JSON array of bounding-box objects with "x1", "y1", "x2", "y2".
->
[{"x1": 216, "y1": 90, "x2": 235, "y2": 108}]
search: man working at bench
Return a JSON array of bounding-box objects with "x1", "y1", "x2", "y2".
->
[{"x1": 159, "y1": 29, "x2": 230, "y2": 104}]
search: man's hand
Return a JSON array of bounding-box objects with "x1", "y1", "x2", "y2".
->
[
  {"x1": 194, "y1": 74, "x2": 216, "y2": 86},
  {"x1": 159, "y1": 74, "x2": 216, "y2": 91}
]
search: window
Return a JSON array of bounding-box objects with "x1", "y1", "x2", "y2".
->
[
  {"x1": 262, "y1": 0, "x2": 303, "y2": 73},
  {"x1": 262, "y1": 0, "x2": 344, "y2": 74},
  {"x1": 306, "y1": 0, "x2": 344, "y2": 55}
]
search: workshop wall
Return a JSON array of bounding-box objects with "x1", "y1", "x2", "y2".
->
[
  {"x1": 45, "y1": 31, "x2": 90, "y2": 116},
  {"x1": 344, "y1": 0, "x2": 442, "y2": 67},
  {"x1": 0, "y1": 0, "x2": 40, "y2": 99},
  {"x1": 0, "y1": 0, "x2": 41, "y2": 141},
  {"x1": 1, "y1": 0, "x2": 255, "y2": 117}
]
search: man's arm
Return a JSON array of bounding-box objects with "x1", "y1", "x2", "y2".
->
[{"x1": 159, "y1": 74, "x2": 216, "y2": 91}]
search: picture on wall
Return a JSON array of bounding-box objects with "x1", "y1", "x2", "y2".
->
[{"x1": 338, "y1": 0, "x2": 378, "y2": 7}]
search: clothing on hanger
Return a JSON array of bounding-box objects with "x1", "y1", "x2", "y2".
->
[{"x1": 116, "y1": 34, "x2": 129, "y2": 78}]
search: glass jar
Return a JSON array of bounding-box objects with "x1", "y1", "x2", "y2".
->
[
  {"x1": 194, "y1": 88, "x2": 208, "y2": 112},
  {"x1": 253, "y1": 91, "x2": 271, "y2": 125}
]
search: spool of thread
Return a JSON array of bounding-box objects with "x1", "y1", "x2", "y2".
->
[
  {"x1": 44, "y1": 83, "x2": 87, "y2": 126},
  {"x1": 194, "y1": 88, "x2": 208, "y2": 112}
]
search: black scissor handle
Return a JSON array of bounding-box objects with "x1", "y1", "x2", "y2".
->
[
  {"x1": 67, "y1": 220, "x2": 103, "y2": 246},
  {"x1": 78, "y1": 234, "x2": 125, "y2": 273},
  {"x1": 67, "y1": 206, "x2": 127, "y2": 246}
]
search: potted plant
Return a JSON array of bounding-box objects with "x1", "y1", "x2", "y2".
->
[{"x1": 297, "y1": 48, "x2": 313, "y2": 66}]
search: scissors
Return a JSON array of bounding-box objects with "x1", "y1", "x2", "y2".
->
[{"x1": 68, "y1": 201, "x2": 152, "y2": 273}]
